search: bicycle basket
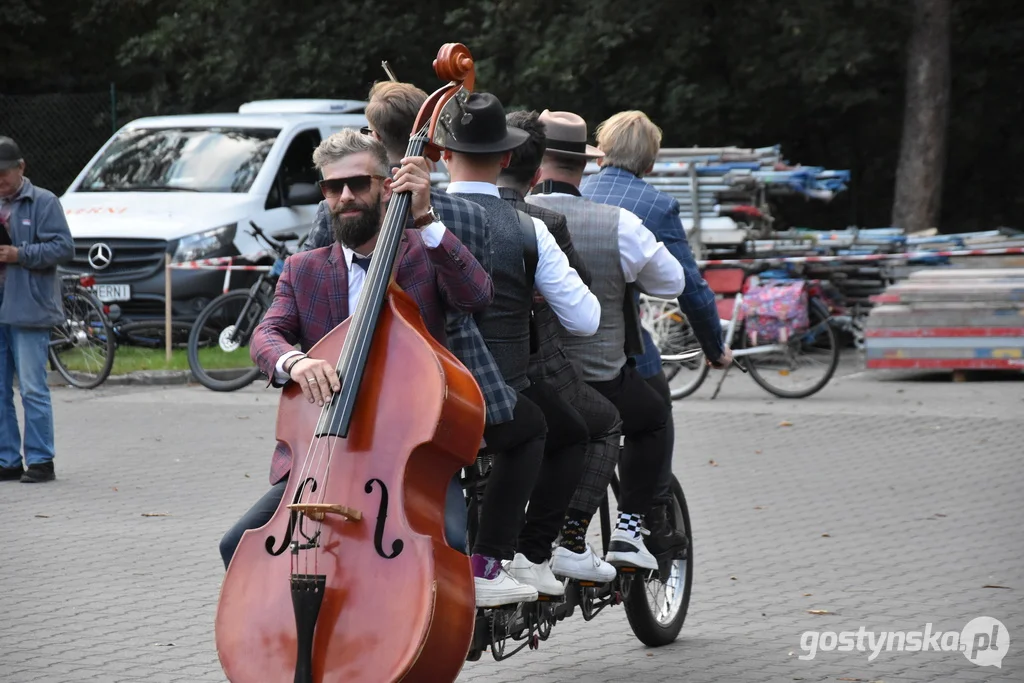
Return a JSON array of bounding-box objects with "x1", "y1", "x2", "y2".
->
[{"x1": 738, "y1": 281, "x2": 809, "y2": 345}]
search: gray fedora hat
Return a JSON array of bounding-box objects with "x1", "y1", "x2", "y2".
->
[{"x1": 537, "y1": 111, "x2": 604, "y2": 159}]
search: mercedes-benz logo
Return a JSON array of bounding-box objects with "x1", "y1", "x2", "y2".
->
[{"x1": 87, "y1": 243, "x2": 113, "y2": 270}]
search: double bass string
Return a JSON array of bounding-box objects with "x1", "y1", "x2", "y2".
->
[{"x1": 292, "y1": 124, "x2": 431, "y2": 572}]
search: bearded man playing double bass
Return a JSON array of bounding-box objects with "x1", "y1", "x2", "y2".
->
[{"x1": 218, "y1": 130, "x2": 493, "y2": 568}]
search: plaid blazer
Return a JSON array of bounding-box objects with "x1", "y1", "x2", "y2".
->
[
  {"x1": 306, "y1": 193, "x2": 517, "y2": 427},
  {"x1": 497, "y1": 186, "x2": 590, "y2": 395},
  {"x1": 581, "y1": 166, "x2": 725, "y2": 376},
  {"x1": 254, "y1": 227, "x2": 493, "y2": 484}
]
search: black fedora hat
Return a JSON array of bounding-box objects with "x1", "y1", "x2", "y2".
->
[{"x1": 441, "y1": 92, "x2": 528, "y2": 154}]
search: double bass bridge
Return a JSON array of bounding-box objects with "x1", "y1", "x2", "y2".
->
[{"x1": 287, "y1": 503, "x2": 363, "y2": 523}]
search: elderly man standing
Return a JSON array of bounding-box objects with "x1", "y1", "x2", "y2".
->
[
  {"x1": 0, "y1": 136, "x2": 74, "y2": 483},
  {"x1": 580, "y1": 111, "x2": 731, "y2": 551}
]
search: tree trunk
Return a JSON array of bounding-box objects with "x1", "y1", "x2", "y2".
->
[{"x1": 891, "y1": 0, "x2": 952, "y2": 233}]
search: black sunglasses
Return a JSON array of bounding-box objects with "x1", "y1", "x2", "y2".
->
[
  {"x1": 360, "y1": 126, "x2": 373, "y2": 136},
  {"x1": 317, "y1": 174, "x2": 386, "y2": 198}
]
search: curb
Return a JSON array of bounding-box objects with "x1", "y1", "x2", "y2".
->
[{"x1": 48, "y1": 370, "x2": 194, "y2": 387}]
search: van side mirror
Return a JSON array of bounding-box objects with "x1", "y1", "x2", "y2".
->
[{"x1": 284, "y1": 182, "x2": 322, "y2": 206}]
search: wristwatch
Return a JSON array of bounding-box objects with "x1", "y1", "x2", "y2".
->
[{"x1": 413, "y1": 206, "x2": 440, "y2": 229}]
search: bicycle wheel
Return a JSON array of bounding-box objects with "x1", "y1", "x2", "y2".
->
[
  {"x1": 743, "y1": 299, "x2": 840, "y2": 399},
  {"x1": 116, "y1": 320, "x2": 195, "y2": 349},
  {"x1": 640, "y1": 297, "x2": 708, "y2": 399},
  {"x1": 622, "y1": 475, "x2": 693, "y2": 646},
  {"x1": 49, "y1": 288, "x2": 116, "y2": 390},
  {"x1": 187, "y1": 289, "x2": 265, "y2": 391}
]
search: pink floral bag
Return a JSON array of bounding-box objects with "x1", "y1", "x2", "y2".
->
[{"x1": 739, "y1": 282, "x2": 810, "y2": 344}]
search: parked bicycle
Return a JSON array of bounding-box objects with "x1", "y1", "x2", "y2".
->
[
  {"x1": 641, "y1": 268, "x2": 841, "y2": 400},
  {"x1": 48, "y1": 274, "x2": 116, "y2": 389},
  {"x1": 462, "y1": 442, "x2": 692, "y2": 660},
  {"x1": 187, "y1": 222, "x2": 297, "y2": 391}
]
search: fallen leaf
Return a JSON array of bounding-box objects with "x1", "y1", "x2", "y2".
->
[
  {"x1": 838, "y1": 678, "x2": 865, "y2": 682},
  {"x1": 755, "y1": 449, "x2": 763, "y2": 454},
  {"x1": 237, "y1": 415, "x2": 250, "y2": 420},
  {"x1": 112, "y1": 487, "x2": 118, "y2": 492},
  {"x1": 708, "y1": 459, "x2": 718, "y2": 467},
  {"x1": 141, "y1": 512, "x2": 171, "y2": 517},
  {"x1": 244, "y1": 473, "x2": 250, "y2": 478},
  {"x1": 807, "y1": 609, "x2": 833, "y2": 615},
  {"x1": 778, "y1": 420, "x2": 793, "y2": 427},
  {"x1": 982, "y1": 584, "x2": 1011, "y2": 590},
  {"x1": 803, "y1": 593, "x2": 813, "y2": 597},
  {"x1": 645, "y1": 653, "x2": 653, "y2": 657},
  {"x1": 730, "y1": 576, "x2": 738, "y2": 581},
  {"x1": 35, "y1": 514, "x2": 50, "y2": 518},
  {"x1": 934, "y1": 513, "x2": 947, "y2": 518},
  {"x1": 822, "y1": 533, "x2": 831, "y2": 537},
  {"x1": 156, "y1": 643, "x2": 175, "y2": 647},
  {"x1": 754, "y1": 506, "x2": 765, "y2": 510}
]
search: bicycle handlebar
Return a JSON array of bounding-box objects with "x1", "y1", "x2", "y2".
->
[{"x1": 247, "y1": 221, "x2": 293, "y2": 260}]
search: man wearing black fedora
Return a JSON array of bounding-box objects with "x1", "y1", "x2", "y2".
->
[
  {"x1": 440, "y1": 92, "x2": 602, "y2": 603},
  {"x1": 528, "y1": 110, "x2": 688, "y2": 571}
]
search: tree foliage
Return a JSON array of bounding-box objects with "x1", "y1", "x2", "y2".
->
[{"x1": 2, "y1": 0, "x2": 1022, "y2": 231}]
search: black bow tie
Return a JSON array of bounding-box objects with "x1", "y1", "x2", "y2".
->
[{"x1": 352, "y1": 255, "x2": 371, "y2": 272}]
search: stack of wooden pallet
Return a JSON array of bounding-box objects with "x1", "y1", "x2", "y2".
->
[{"x1": 864, "y1": 268, "x2": 1024, "y2": 372}]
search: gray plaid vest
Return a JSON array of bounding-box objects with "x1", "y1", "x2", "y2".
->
[
  {"x1": 456, "y1": 193, "x2": 533, "y2": 391},
  {"x1": 528, "y1": 194, "x2": 625, "y2": 382}
]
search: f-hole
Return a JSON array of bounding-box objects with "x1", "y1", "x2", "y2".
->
[
  {"x1": 266, "y1": 477, "x2": 318, "y2": 556},
  {"x1": 365, "y1": 478, "x2": 404, "y2": 559}
]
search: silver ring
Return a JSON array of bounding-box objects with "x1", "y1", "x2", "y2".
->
[{"x1": 306, "y1": 378, "x2": 315, "y2": 383}]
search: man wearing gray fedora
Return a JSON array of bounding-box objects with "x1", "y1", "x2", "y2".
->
[
  {"x1": 0, "y1": 136, "x2": 74, "y2": 483},
  {"x1": 528, "y1": 110, "x2": 686, "y2": 570}
]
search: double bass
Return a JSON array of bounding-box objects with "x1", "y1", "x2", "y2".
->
[{"x1": 215, "y1": 44, "x2": 484, "y2": 683}]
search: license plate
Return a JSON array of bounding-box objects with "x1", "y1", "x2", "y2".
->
[{"x1": 92, "y1": 284, "x2": 131, "y2": 302}]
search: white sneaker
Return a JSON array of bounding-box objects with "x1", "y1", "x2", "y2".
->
[
  {"x1": 550, "y1": 545, "x2": 617, "y2": 583},
  {"x1": 474, "y1": 567, "x2": 539, "y2": 607},
  {"x1": 604, "y1": 528, "x2": 658, "y2": 570},
  {"x1": 505, "y1": 553, "x2": 565, "y2": 596}
]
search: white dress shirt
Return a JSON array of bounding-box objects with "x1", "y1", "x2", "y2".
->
[
  {"x1": 445, "y1": 181, "x2": 600, "y2": 336},
  {"x1": 274, "y1": 220, "x2": 446, "y2": 383},
  {"x1": 526, "y1": 191, "x2": 685, "y2": 299}
]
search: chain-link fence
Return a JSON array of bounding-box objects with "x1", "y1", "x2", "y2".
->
[{"x1": 0, "y1": 87, "x2": 118, "y2": 196}]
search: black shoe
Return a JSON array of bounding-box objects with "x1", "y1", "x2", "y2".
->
[
  {"x1": 644, "y1": 504, "x2": 688, "y2": 557},
  {"x1": 0, "y1": 465, "x2": 25, "y2": 481},
  {"x1": 21, "y1": 462, "x2": 55, "y2": 483}
]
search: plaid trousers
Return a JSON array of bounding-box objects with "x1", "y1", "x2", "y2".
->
[{"x1": 564, "y1": 379, "x2": 623, "y2": 515}]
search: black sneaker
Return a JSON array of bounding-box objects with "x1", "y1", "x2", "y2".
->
[
  {"x1": 644, "y1": 504, "x2": 688, "y2": 557},
  {"x1": 21, "y1": 462, "x2": 55, "y2": 483},
  {"x1": 0, "y1": 465, "x2": 25, "y2": 481}
]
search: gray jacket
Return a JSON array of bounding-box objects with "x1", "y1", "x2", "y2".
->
[{"x1": 0, "y1": 178, "x2": 74, "y2": 328}]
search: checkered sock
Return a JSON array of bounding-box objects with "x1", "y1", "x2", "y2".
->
[
  {"x1": 560, "y1": 511, "x2": 591, "y2": 554},
  {"x1": 616, "y1": 512, "x2": 643, "y2": 537}
]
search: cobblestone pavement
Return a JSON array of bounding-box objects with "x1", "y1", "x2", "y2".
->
[{"x1": 1, "y1": 354, "x2": 1021, "y2": 683}]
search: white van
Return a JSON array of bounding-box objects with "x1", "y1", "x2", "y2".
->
[{"x1": 59, "y1": 99, "x2": 369, "y2": 322}]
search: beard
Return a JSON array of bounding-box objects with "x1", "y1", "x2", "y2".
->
[{"x1": 331, "y1": 195, "x2": 382, "y2": 250}]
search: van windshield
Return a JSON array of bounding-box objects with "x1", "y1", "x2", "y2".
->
[{"x1": 77, "y1": 127, "x2": 280, "y2": 193}]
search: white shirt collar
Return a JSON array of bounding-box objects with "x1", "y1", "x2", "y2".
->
[{"x1": 446, "y1": 181, "x2": 500, "y2": 197}]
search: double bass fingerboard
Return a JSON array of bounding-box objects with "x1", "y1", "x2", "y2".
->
[{"x1": 315, "y1": 129, "x2": 430, "y2": 439}]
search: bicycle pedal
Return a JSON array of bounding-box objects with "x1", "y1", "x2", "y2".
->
[{"x1": 536, "y1": 593, "x2": 565, "y2": 604}]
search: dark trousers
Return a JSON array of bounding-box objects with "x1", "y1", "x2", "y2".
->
[
  {"x1": 589, "y1": 365, "x2": 670, "y2": 516},
  {"x1": 473, "y1": 389, "x2": 546, "y2": 561},
  {"x1": 220, "y1": 474, "x2": 469, "y2": 570},
  {"x1": 644, "y1": 370, "x2": 677, "y2": 506},
  {"x1": 515, "y1": 380, "x2": 589, "y2": 563}
]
